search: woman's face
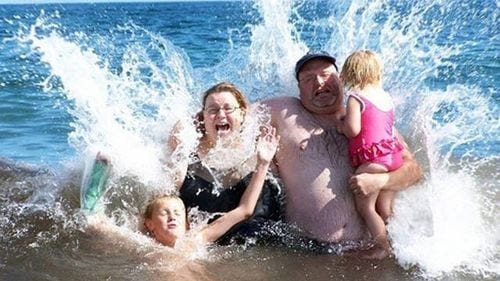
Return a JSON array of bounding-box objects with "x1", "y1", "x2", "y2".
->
[
  {"x1": 202, "y1": 91, "x2": 245, "y2": 144},
  {"x1": 145, "y1": 198, "x2": 187, "y2": 247}
]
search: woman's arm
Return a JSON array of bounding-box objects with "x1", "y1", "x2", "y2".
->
[
  {"x1": 199, "y1": 127, "x2": 279, "y2": 243},
  {"x1": 350, "y1": 130, "x2": 423, "y2": 195}
]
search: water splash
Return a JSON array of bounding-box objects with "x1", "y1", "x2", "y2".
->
[
  {"x1": 24, "y1": 12, "x2": 197, "y2": 188},
  {"x1": 198, "y1": 0, "x2": 307, "y2": 100},
  {"x1": 227, "y1": 0, "x2": 499, "y2": 277},
  {"x1": 1, "y1": 0, "x2": 498, "y2": 279},
  {"x1": 389, "y1": 85, "x2": 499, "y2": 277}
]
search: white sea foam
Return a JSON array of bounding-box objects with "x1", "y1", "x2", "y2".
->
[{"x1": 389, "y1": 85, "x2": 499, "y2": 277}]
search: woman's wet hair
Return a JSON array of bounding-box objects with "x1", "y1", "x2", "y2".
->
[
  {"x1": 196, "y1": 82, "x2": 249, "y2": 135},
  {"x1": 201, "y1": 82, "x2": 249, "y2": 111}
]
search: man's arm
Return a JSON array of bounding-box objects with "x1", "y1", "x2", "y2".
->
[{"x1": 350, "y1": 130, "x2": 422, "y2": 195}]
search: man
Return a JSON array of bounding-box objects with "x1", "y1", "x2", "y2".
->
[{"x1": 262, "y1": 51, "x2": 422, "y2": 245}]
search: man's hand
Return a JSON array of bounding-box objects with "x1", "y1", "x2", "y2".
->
[{"x1": 350, "y1": 172, "x2": 389, "y2": 196}]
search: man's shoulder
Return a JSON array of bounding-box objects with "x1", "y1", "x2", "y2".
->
[{"x1": 261, "y1": 96, "x2": 301, "y2": 110}]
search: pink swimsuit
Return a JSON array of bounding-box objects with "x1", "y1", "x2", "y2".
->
[{"x1": 347, "y1": 92, "x2": 403, "y2": 171}]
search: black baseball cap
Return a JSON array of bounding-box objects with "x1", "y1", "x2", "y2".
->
[{"x1": 295, "y1": 51, "x2": 338, "y2": 80}]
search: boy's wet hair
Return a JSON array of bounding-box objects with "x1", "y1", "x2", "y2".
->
[{"x1": 143, "y1": 194, "x2": 185, "y2": 219}]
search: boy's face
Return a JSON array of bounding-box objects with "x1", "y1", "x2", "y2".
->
[{"x1": 145, "y1": 197, "x2": 187, "y2": 247}]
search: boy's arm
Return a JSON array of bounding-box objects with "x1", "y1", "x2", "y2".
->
[
  {"x1": 350, "y1": 130, "x2": 423, "y2": 195},
  {"x1": 200, "y1": 161, "x2": 270, "y2": 243},
  {"x1": 86, "y1": 215, "x2": 146, "y2": 252},
  {"x1": 200, "y1": 128, "x2": 279, "y2": 243}
]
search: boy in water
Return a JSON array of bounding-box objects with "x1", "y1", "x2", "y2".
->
[{"x1": 86, "y1": 127, "x2": 279, "y2": 250}]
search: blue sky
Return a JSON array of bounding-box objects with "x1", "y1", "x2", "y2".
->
[{"x1": 1, "y1": 0, "x2": 237, "y2": 4}]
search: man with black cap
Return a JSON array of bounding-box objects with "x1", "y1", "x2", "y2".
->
[{"x1": 262, "y1": 51, "x2": 421, "y2": 254}]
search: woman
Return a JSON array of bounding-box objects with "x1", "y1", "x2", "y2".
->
[{"x1": 169, "y1": 82, "x2": 283, "y2": 245}]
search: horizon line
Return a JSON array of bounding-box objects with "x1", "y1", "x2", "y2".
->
[{"x1": 1, "y1": 0, "x2": 246, "y2": 5}]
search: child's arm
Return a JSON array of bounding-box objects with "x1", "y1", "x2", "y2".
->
[
  {"x1": 338, "y1": 96, "x2": 362, "y2": 138},
  {"x1": 199, "y1": 127, "x2": 280, "y2": 243},
  {"x1": 86, "y1": 214, "x2": 148, "y2": 252}
]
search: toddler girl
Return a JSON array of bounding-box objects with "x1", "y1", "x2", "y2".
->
[{"x1": 337, "y1": 50, "x2": 403, "y2": 259}]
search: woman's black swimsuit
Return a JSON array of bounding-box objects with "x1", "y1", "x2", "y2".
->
[{"x1": 180, "y1": 162, "x2": 283, "y2": 245}]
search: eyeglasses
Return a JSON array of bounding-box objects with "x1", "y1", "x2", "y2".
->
[{"x1": 204, "y1": 105, "x2": 240, "y2": 115}]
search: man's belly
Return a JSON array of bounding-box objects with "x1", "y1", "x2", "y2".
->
[
  {"x1": 283, "y1": 167, "x2": 366, "y2": 241},
  {"x1": 277, "y1": 136, "x2": 367, "y2": 242}
]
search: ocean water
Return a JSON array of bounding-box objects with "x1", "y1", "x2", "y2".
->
[{"x1": 0, "y1": 0, "x2": 498, "y2": 280}]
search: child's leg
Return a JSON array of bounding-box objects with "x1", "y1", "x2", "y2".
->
[
  {"x1": 369, "y1": 153, "x2": 399, "y2": 222},
  {"x1": 354, "y1": 188, "x2": 385, "y2": 240},
  {"x1": 354, "y1": 163, "x2": 390, "y2": 256},
  {"x1": 376, "y1": 190, "x2": 395, "y2": 223}
]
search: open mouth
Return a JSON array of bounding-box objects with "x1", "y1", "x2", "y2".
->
[
  {"x1": 215, "y1": 123, "x2": 231, "y2": 133},
  {"x1": 315, "y1": 89, "x2": 328, "y2": 97},
  {"x1": 314, "y1": 89, "x2": 336, "y2": 102}
]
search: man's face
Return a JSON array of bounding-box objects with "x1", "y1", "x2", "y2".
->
[{"x1": 297, "y1": 59, "x2": 343, "y2": 114}]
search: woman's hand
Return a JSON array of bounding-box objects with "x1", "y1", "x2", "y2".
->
[{"x1": 256, "y1": 125, "x2": 280, "y2": 165}]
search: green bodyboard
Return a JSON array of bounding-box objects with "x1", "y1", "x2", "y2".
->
[{"x1": 80, "y1": 158, "x2": 111, "y2": 212}]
